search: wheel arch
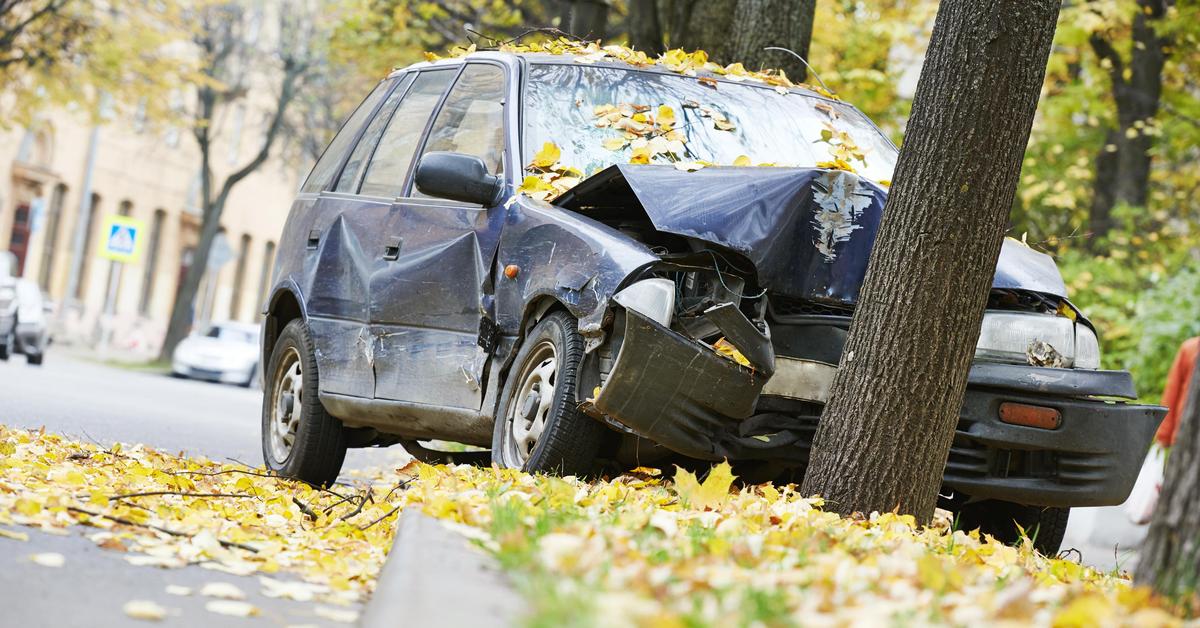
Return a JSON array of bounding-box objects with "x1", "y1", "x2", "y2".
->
[{"x1": 262, "y1": 281, "x2": 306, "y2": 367}]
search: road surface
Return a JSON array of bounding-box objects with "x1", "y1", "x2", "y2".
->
[{"x1": 0, "y1": 353, "x2": 410, "y2": 627}]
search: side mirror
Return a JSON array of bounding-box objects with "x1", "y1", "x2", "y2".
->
[{"x1": 414, "y1": 152, "x2": 504, "y2": 206}]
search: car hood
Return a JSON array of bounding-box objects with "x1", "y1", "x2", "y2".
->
[
  {"x1": 556, "y1": 164, "x2": 1067, "y2": 303},
  {"x1": 176, "y1": 336, "x2": 258, "y2": 362}
]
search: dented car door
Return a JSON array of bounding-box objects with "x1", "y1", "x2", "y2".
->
[{"x1": 371, "y1": 62, "x2": 510, "y2": 410}]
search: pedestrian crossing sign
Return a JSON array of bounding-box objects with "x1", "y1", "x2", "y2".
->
[{"x1": 99, "y1": 214, "x2": 144, "y2": 263}]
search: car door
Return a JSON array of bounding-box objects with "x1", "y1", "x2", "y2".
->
[{"x1": 367, "y1": 62, "x2": 511, "y2": 410}]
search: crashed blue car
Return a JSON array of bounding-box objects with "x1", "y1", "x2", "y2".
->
[{"x1": 259, "y1": 50, "x2": 1163, "y2": 553}]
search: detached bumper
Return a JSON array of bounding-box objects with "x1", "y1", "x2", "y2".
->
[
  {"x1": 945, "y1": 364, "x2": 1163, "y2": 507},
  {"x1": 592, "y1": 309, "x2": 767, "y2": 460}
]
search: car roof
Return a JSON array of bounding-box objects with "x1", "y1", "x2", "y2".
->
[
  {"x1": 210, "y1": 321, "x2": 260, "y2": 334},
  {"x1": 388, "y1": 50, "x2": 834, "y2": 102}
]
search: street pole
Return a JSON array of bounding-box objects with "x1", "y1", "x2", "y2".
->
[
  {"x1": 61, "y1": 123, "x2": 99, "y2": 313},
  {"x1": 97, "y1": 261, "x2": 122, "y2": 358}
]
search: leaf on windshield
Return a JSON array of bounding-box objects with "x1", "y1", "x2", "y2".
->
[
  {"x1": 733, "y1": 155, "x2": 752, "y2": 166},
  {"x1": 530, "y1": 142, "x2": 561, "y2": 169}
]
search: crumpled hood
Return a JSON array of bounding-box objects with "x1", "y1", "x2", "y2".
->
[{"x1": 557, "y1": 164, "x2": 1067, "y2": 302}]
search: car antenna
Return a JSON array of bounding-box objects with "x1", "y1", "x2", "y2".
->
[{"x1": 763, "y1": 46, "x2": 832, "y2": 94}]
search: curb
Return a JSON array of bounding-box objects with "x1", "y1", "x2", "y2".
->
[{"x1": 360, "y1": 511, "x2": 522, "y2": 628}]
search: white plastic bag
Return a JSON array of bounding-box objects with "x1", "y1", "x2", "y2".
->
[{"x1": 1124, "y1": 445, "x2": 1165, "y2": 525}]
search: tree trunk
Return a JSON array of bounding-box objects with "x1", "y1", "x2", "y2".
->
[
  {"x1": 668, "y1": 0, "x2": 815, "y2": 81},
  {"x1": 800, "y1": 0, "x2": 1061, "y2": 521},
  {"x1": 627, "y1": 0, "x2": 664, "y2": 54},
  {"x1": 558, "y1": 0, "x2": 609, "y2": 39},
  {"x1": 1088, "y1": 129, "x2": 1119, "y2": 248},
  {"x1": 1087, "y1": 0, "x2": 1167, "y2": 240},
  {"x1": 1136, "y1": 357, "x2": 1200, "y2": 604}
]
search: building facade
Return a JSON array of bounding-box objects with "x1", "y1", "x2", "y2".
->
[{"x1": 0, "y1": 104, "x2": 306, "y2": 358}]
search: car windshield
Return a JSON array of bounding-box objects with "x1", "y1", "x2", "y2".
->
[
  {"x1": 205, "y1": 325, "x2": 257, "y2": 344},
  {"x1": 523, "y1": 63, "x2": 897, "y2": 183}
]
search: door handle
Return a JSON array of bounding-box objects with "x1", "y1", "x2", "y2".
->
[
  {"x1": 306, "y1": 229, "x2": 320, "y2": 249},
  {"x1": 383, "y1": 237, "x2": 402, "y2": 261}
]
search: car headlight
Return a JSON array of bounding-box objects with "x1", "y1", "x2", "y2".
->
[
  {"x1": 1074, "y1": 324, "x2": 1101, "y2": 369},
  {"x1": 975, "y1": 311, "x2": 1100, "y2": 369},
  {"x1": 613, "y1": 278, "x2": 675, "y2": 327}
]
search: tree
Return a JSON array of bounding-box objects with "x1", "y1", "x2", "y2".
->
[
  {"x1": 1137, "y1": 360, "x2": 1200, "y2": 610},
  {"x1": 0, "y1": 1, "x2": 189, "y2": 125},
  {"x1": 660, "y1": 0, "x2": 816, "y2": 80},
  {"x1": 800, "y1": 0, "x2": 1062, "y2": 520},
  {"x1": 1085, "y1": 0, "x2": 1168, "y2": 242},
  {"x1": 157, "y1": 1, "x2": 333, "y2": 361},
  {"x1": 0, "y1": 0, "x2": 84, "y2": 76}
]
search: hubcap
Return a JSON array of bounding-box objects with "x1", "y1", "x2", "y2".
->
[
  {"x1": 502, "y1": 339, "x2": 558, "y2": 468},
  {"x1": 268, "y1": 347, "x2": 303, "y2": 464}
]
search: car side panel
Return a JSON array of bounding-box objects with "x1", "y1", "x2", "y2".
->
[{"x1": 494, "y1": 197, "x2": 660, "y2": 339}]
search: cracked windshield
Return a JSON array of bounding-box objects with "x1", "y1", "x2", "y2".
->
[{"x1": 524, "y1": 63, "x2": 897, "y2": 182}]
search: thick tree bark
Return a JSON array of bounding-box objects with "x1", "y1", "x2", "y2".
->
[
  {"x1": 1136, "y1": 358, "x2": 1200, "y2": 602},
  {"x1": 800, "y1": 0, "x2": 1061, "y2": 521},
  {"x1": 1087, "y1": 0, "x2": 1167, "y2": 241},
  {"x1": 667, "y1": 0, "x2": 815, "y2": 81}
]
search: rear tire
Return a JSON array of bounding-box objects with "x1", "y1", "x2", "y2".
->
[
  {"x1": 261, "y1": 319, "x2": 346, "y2": 486},
  {"x1": 492, "y1": 311, "x2": 606, "y2": 476},
  {"x1": 0, "y1": 341, "x2": 8, "y2": 361},
  {"x1": 955, "y1": 500, "x2": 1070, "y2": 555},
  {"x1": 26, "y1": 352, "x2": 42, "y2": 366}
]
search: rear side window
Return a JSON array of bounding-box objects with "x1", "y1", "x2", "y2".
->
[
  {"x1": 359, "y1": 70, "x2": 455, "y2": 199},
  {"x1": 334, "y1": 74, "x2": 415, "y2": 193},
  {"x1": 300, "y1": 79, "x2": 392, "y2": 194},
  {"x1": 417, "y1": 64, "x2": 507, "y2": 182}
]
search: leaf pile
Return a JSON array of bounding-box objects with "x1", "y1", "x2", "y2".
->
[
  {"x1": 402, "y1": 463, "x2": 1183, "y2": 627},
  {"x1": 432, "y1": 38, "x2": 837, "y2": 100},
  {"x1": 0, "y1": 425, "x2": 407, "y2": 609}
]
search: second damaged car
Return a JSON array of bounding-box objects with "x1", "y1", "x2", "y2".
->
[{"x1": 260, "y1": 44, "x2": 1163, "y2": 553}]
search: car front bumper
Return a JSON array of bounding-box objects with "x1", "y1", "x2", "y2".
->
[{"x1": 589, "y1": 310, "x2": 1164, "y2": 508}]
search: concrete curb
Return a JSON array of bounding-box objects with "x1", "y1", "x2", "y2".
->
[{"x1": 360, "y1": 511, "x2": 523, "y2": 628}]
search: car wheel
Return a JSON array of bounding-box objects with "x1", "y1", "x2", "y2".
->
[
  {"x1": 26, "y1": 352, "x2": 42, "y2": 366},
  {"x1": 955, "y1": 500, "x2": 1069, "y2": 555},
  {"x1": 261, "y1": 319, "x2": 346, "y2": 486},
  {"x1": 242, "y1": 363, "x2": 258, "y2": 388},
  {"x1": 0, "y1": 339, "x2": 8, "y2": 361},
  {"x1": 492, "y1": 311, "x2": 606, "y2": 476}
]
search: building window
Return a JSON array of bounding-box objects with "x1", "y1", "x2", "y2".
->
[
  {"x1": 229, "y1": 233, "x2": 251, "y2": 321},
  {"x1": 255, "y1": 240, "x2": 275, "y2": 320},
  {"x1": 37, "y1": 183, "x2": 67, "y2": 290},
  {"x1": 139, "y1": 209, "x2": 166, "y2": 316},
  {"x1": 75, "y1": 193, "x2": 101, "y2": 300}
]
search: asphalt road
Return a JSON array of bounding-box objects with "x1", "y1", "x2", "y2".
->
[{"x1": 0, "y1": 353, "x2": 410, "y2": 627}]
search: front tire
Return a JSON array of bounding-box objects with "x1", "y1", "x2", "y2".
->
[
  {"x1": 492, "y1": 311, "x2": 605, "y2": 476},
  {"x1": 262, "y1": 319, "x2": 346, "y2": 486},
  {"x1": 955, "y1": 500, "x2": 1070, "y2": 555},
  {"x1": 26, "y1": 352, "x2": 42, "y2": 366}
]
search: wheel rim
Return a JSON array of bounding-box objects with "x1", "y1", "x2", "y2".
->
[
  {"x1": 501, "y1": 339, "x2": 558, "y2": 468},
  {"x1": 268, "y1": 347, "x2": 303, "y2": 465}
]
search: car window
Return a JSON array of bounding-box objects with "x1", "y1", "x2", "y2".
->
[
  {"x1": 359, "y1": 70, "x2": 455, "y2": 199},
  {"x1": 413, "y1": 64, "x2": 506, "y2": 198},
  {"x1": 206, "y1": 325, "x2": 257, "y2": 344},
  {"x1": 334, "y1": 74, "x2": 415, "y2": 193},
  {"x1": 300, "y1": 79, "x2": 394, "y2": 194}
]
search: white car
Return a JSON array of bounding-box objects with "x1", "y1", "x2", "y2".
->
[
  {"x1": 172, "y1": 322, "x2": 261, "y2": 387},
  {"x1": 0, "y1": 252, "x2": 16, "y2": 360},
  {"x1": 11, "y1": 279, "x2": 50, "y2": 365}
]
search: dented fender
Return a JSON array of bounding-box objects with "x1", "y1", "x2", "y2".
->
[{"x1": 494, "y1": 195, "x2": 659, "y2": 339}]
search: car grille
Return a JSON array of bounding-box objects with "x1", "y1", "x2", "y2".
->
[{"x1": 767, "y1": 294, "x2": 855, "y2": 319}]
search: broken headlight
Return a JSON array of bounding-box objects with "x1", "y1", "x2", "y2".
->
[
  {"x1": 975, "y1": 311, "x2": 1100, "y2": 369},
  {"x1": 613, "y1": 278, "x2": 675, "y2": 327}
]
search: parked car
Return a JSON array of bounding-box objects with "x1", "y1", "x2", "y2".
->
[
  {"x1": 172, "y1": 322, "x2": 260, "y2": 387},
  {"x1": 0, "y1": 252, "x2": 16, "y2": 360},
  {"x1": 258, "y1": 49, "x2": 1163, "y2": 553},
  {"x1": 9, "y1": 279, "x2": 50, "y2": 365}
]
